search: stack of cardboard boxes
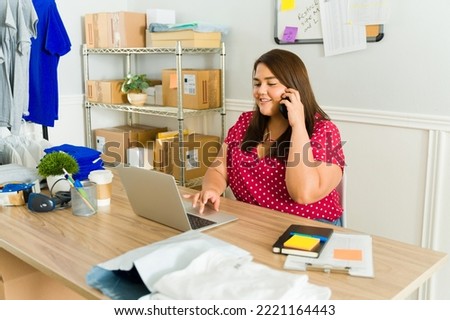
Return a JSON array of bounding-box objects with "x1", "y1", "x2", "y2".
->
[
  {"x1": 86, "y1": 11, "x2": 222, "y2": 181},
  {"x1": 95, "y1": 126, "x2": 220, "y2": 181},
  {"x1": 95, "y1": 124, "x2": 167, "y2": 165},
  {"x1": 84, "y1": 11, "x2": 222, "y2": 111}
]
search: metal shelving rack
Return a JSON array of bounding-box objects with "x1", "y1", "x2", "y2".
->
[{"x1": 82, "y1": 42, "x2": 226, "y2": 186}]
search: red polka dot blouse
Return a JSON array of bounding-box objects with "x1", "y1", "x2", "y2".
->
[{"x1": 224, "y1": 111, "x2": 345, "y2": 222}]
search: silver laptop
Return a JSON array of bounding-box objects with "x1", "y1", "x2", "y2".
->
[{"x1": 117, "y1": 166, "x2": 237, "y2": 232}]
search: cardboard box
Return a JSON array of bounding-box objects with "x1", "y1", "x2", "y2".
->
[
  {"x1": 84, "y1": 12, "x2": 110, "y2": 48},
  {"x1": 172, "y1": 133, "x2": 220, "y2": 180},
  {"x1": 153, "y1": 130, "x2": 189, "y2": 175},
  {"x1": 95, "y1": 125, "x2": 167, "y2": 164},
  {"x1": 146, "y1": 30, "x2": 221, "y2": 48},
  {"x1": 154, "y1": 133, "x2": 220, "y2": 180},
  {"x1": 0, "y1": 249, "x2": 84, "y2": 299},
  {"x1": 162, "y1": 69, "x2": 221, "y2": 109},
  {"x1": 146, "y1": 9, "x2": 176, "y2": 26},
  {"x1": 0, "y1": 191, "x2": 25, "y2": 206},
  {"x1": 87, "y1": 80, "x2": 127, "y2": 104},
  {"x1": 155, "y1": 85, "x2": 163, "y2": 105},
  {"x1": 127, "y1": 146, "x2": 153, "y2": 169},
  {"x1": 85, "y1": 12, "x2": 146, "y2": 48}
]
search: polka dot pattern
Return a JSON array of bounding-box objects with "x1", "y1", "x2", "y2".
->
[{"x1": 224, "y1": 111, "x2": 345, "y2": 222}]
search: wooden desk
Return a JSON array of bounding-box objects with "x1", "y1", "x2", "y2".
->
[{"x1": 0, "y1": 171, "x2": 447, "y2": 300}]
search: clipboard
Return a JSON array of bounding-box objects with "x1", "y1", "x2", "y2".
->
[
  {"x1": 283, "y1": 233, "x2": 374, "y2": 278},
  {"x1": 274, "y1": 0, "x2": 384, "y2": 44}
]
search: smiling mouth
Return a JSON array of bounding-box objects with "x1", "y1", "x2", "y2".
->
[{"x1": 259, "y1": 97, "x2": 271, "y2": 103}]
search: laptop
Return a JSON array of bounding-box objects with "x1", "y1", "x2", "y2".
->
[{"x1": 117, "y1": 166, "x2": 237, "y2": 232}]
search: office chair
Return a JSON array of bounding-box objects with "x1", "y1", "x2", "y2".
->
[{"x1": 336, "y1": 170, "x2": 347, "y2": 227}]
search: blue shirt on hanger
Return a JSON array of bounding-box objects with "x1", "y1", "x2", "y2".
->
[{"x1": 24, "y1": 0, "x2": 71, "y2": 127}]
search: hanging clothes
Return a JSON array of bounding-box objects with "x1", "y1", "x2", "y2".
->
[
  {"x1": 0, "y1": 124, "x2": 52, "y2": 168},
  {"x1": 23, "y1": 0, "x2": 71, "y2": 127},
  {"x1": 0, "y1": 0, "x2": 38, "y2": 135}
]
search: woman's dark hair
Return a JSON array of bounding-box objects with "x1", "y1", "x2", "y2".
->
[{"x1": 241, "y1": 49, "x2": 329, "y2": 158}]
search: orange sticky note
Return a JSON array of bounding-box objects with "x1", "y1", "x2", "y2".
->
[
  {"x1": 333, "y1": 249, "x2": 363, "y2": 261},
  {"x1": 169, "y1": 74, "x2": 178, "y2": 89},
  {"x1": 283, "y1": 235, "x2": 320, "y2": 251}
]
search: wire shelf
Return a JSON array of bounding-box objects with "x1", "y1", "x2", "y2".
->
[
  {"x1": 86, "y1": 102, "x2": 222, "y2": 118},
  {"x1": 83, "y1": 47, "x2": 221, "y2": 55}
]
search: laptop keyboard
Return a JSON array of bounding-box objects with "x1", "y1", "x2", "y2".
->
[{"x1": 187, "y1": 213, "x2": 216, "y2": 229}]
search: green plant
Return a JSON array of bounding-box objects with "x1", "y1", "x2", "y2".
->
[
  {"x1": 37, "y1": 152, "x2": 79, "y2": 177},
  {"x1": 121, "y1": 73, "x2": 150, "y2": 93}
]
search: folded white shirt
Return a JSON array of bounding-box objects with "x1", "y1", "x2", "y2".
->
[{"x1": 147, "y1": 248, "x2": 331, "y2": 300}]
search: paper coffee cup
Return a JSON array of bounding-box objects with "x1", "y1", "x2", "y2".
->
[{"x1": 88, "y1": 169, "x2": 113, "y2": 206}]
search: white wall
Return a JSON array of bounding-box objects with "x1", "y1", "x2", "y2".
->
[
  {"x1": 225, "y1": 101, "x2": 450, "y2": 300},
  {"x1": 51, "y1": 0, "x2": 450, "y2": 140},
  {"x1": 124, "y1": 0, "x2": 450, "y2": 117},
  {"x1": 46, "y1": 0, "x2": 450, "y2": 299}
]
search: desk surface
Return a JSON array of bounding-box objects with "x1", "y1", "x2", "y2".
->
[{"x1": 0, "y1": 171, "x2": 447, "y2": 300}]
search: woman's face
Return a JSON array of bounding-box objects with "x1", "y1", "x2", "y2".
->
[{"x1": 252, "y1": 63, "x2": 286, "y2": 117}]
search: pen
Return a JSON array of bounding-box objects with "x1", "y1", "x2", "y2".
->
[
  {"x1": 305, "y1": 263, "x2": 350, "y2": 274},
  {"x1": 63, "y1": 168, "x2": 96, "y2": 212},
  {"x1": 289, "y1": 232, "x2": 329, "y2": 242},
  {"x1": 63, "y1": 168, "x2": 87, "y2": 197}
]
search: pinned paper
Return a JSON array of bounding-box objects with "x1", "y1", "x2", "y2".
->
[
  {"x1": 280, "y1": 0, "x2": 296, "y2": 11},
  {"x1": 333, "y1": 249, "x2": 363, "y2": 261},
  {"x1": 282, "y1": 26, "x2": 298, "y2": 42}
]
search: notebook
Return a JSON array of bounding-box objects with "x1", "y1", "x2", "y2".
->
[
  {"x1": 117, "y1": 166, "x2": 237, "y2": 232},
  {"x1": 272, "y1": 224, "x2": 334, "y2": 258}
]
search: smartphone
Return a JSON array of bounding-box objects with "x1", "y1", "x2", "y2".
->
[{"x1": 279, "y1": 97, "x2": 289, "y2": 119}]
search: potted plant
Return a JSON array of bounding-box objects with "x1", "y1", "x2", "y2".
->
[
  {"x1": 37, "y1": 152, "x2": 79, "y2": 194},
  {"x1": 121, "y1": 73, "x2": 150, "y2": 106}
]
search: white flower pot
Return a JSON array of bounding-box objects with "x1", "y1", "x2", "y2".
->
[
  {"x1": 127, "y1": 93, "x2": 147, "y2": 106},
  {"x1": 46, "y1": 175, "x2": 71, "y2": 194}
]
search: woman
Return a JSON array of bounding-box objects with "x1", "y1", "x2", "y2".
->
[{"x1": 186, "y1": 49, "x2": 345, "y2": 225}]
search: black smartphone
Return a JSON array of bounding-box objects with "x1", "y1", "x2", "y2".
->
[{"x1": 279, "y1": 97, "x2": 289, "y2": 119}]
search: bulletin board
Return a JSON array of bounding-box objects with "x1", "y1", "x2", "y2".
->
[{"x1": 274, "y1": 0, "x2": 384, "y2": 44}]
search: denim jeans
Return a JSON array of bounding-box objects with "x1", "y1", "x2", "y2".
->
[{"x1": 316, "y1": 217, "x2": 342, "y2": 226}]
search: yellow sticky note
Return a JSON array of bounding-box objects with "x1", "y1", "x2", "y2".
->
[
  {"x1": 283, "y1": 235, "x2": 320, "y2": 251},
  {"x1": 280, "y1": 0, "x2": 295, "y2": 11},
  {"x1": 333, "y1": 249, "x2": 363, "y2": 261}
]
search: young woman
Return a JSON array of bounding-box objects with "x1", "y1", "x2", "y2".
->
[{"x1": 186, "y1": 49, "x2": 345, "y2": 225}]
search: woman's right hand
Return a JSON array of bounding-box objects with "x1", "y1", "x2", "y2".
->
[{"x1": 183, "y1": 190, "x2": 222, "y2": 214}]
